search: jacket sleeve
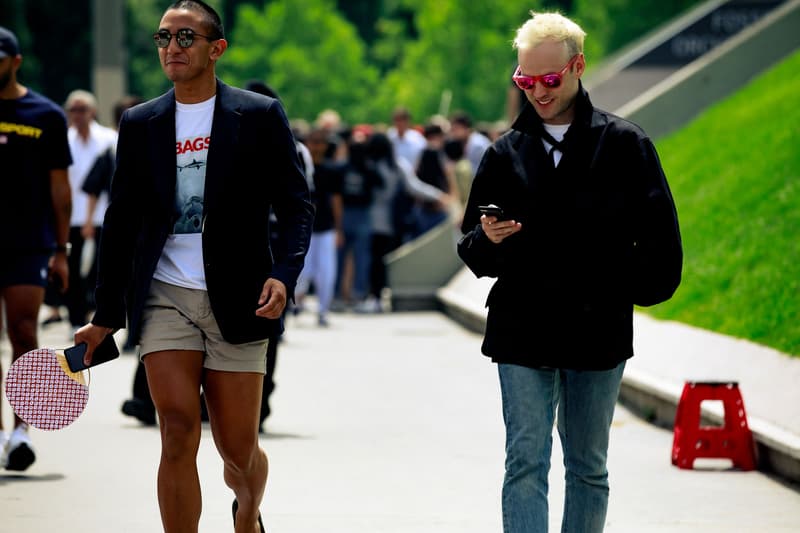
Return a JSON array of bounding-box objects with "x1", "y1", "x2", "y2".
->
[
  {"x1": 81, "y1": 147, "x2": 115, "y2": 196},
  {"x1": 91, "y1": 110, "x2": 144, "y2": 329},
  {"x1": 457, "y1": 224, "x2": 501, "y2": 278},
  {"x1": 264, "y1": 100, "x2": 315, "y2": 297},
  {"x1": 630, "y1": 137, "x2": 683, "y2": 306},
  {"x1": 457, "y1": 145, "x2": 512, "y2": 278}
]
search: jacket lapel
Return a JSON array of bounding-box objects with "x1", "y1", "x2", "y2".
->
[
  {"x1": 147, "y1": 91, "x2": 178, "y2": 216},
  {"x1": 204, "y1": 80, "x2": 241, "y2": 216}
]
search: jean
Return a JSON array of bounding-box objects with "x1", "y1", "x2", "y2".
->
[
  {"x1": 44, "y1": 225, "x2": 102, "y2": 326},
  {"x1": 336, "y1": 206, "x2": 372, "y2": 301},
  {"x1": 497, "y1": 361, "x2": 625, "y2": 533},
  {"x1": 411, "y1": 205, "x2": 448, "y2": 238},
  {"x1": 296, "y1": 229, "x2": 338, "y2": 316}
]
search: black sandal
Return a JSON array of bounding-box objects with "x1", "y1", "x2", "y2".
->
[{"x1": 232, "y1": 499, "x2": 265, "y2": 533}]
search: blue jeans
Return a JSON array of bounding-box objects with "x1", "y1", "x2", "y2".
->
[
  {"x1": 412, "y1": 205, "x2": 448, "y2": 238},
  {"x1": 497, "y1": 362, "x2": 625, "y2": 533},
  {"x1": 336, "y1": 206, "x2": 371, "y2": 301}
]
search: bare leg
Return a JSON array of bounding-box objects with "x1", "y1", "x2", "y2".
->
[
  {"x1": 144, "y1": 350, "x2": 205, "y2": 533},
  {"x1": 204, "y1": 369, "x2": 268, "y2": 533},
  {"x1": 2, "y1": 285, "x2": 45, "y2": 428}
]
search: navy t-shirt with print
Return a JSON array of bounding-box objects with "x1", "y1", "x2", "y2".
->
[
  {"x1": 0, "y1": 90, "x2": 72, "y2": 253},
  {"x1": 311, "y1": 161, "x2": 344, "y2": 233}
]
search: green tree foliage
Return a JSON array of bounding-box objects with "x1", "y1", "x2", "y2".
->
[
  {"x1": 651, "y1": 49, "x2": 800, "y2": 355},
  {"x1": 0, "y1": 0, "x2": 92, "y2": 105},
  {"x1": 368, "y1": 0, "x2": 536, "y2": 123},
  {"x1": 4, "y1": 0, "x2": 703, "y2": 123},
  {"x1": 336, "y1": 0, "x2": 384, "y2": 45},
  {"x1": 218, "y1": 0, "x2": 379, "y2": 123},
  {"x1": 126, "y1": 0, "x2": 172, "y2": 99},
  {"x1": 222, "y1": 0, "x2": 265, "y2": 33}
]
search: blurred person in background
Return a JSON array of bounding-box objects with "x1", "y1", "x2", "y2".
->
[
  {"x1": 412, "y1": 122, "x2": 459, "y2": 236},
  {"x1": 295, "y1": 126, "x2": 343, "y2": 326},
  {"x1": 0, "y1": 25, "x2": 72, "y2": 472},
  {"x1": 443, "y1": 137, "x2": 473, "y2": 213},
  {"x1": 387, "y1": 106, "x2": 426, "y2": 168},
  {"x1": 449, "y1": 110, "x2": 491, "y2": 177},
  {"x1": 332, "y1": 129, "x2": 381, "y2": 311},
  {"x1": 244, "y1": 79, "x2": 314, "y2": 428},
  {"x1": 42, "y1": 89, "x2": 117, "y2": 335},
  {"x1": 361, "y1": 131, "x2": 451, "y2": 313}
]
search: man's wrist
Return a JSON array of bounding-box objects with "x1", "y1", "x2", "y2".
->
[{"x1": 55, "y1": 243, "x2": 72, "y2": 256}]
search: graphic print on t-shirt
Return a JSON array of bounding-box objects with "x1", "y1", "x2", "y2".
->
[
  {"x1": 173, "y1": 135, "x2": 209, "y2": 234},
  {"x1": 153, "y1": 96, "x2": 214, "y2": 290}
]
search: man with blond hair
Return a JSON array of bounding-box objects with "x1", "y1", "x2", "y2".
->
[{"x1": 458, "y1": 12, "x2": 682, "y2": 532}]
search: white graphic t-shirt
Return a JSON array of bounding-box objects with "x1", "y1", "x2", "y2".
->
[{"x1": 153, "y1": 96, "x2": 215, "y2": 289}]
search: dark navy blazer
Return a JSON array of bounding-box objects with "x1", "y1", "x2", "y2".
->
[{"x1": 92, "y1": 80, "x2": 314, "y2": 344}]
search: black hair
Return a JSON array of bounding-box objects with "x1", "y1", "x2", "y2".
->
[
  {"x1": 450, "y1": 110, "x2": 473, "y2": 128},
  {"x1": 366, "y1": 132, "x2": 397, "y2": 170},
  {"x1": 443, "y1": 138, "x2": 465, "y2": 161},
  {"x1": 113, "y1": 95, "x2": 143, "y2": 126},
  {"x1": 423, "y1": 123, "x2": 444, "y2": 139},
  {"x1": 169, "y1": 0, "x2": 224, "y2": 40},
  {"x1": 245, "y1": 79, "x2": 279, "y2": 100}
]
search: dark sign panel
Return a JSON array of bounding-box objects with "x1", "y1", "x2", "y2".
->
[{"x1": 634, "y1": 0, "x2": 784, "y2": 66}]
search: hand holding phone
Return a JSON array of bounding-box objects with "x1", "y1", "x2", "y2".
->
[
  {"x1": 65, "y1": 334, "x2": 120, "y2": 372},
  {"x1": 478, "y1": 204, "x2": 505, "y2": 220}
]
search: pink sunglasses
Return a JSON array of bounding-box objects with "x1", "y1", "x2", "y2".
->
[{"x1": 512, "y1": 55, "x2": 579, "y2": 90}]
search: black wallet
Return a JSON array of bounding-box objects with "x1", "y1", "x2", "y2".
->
[{"x1": 65, "y1": 334, "x2": 120, "y2": 372}]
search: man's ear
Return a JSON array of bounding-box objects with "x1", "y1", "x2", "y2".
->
[
  {"x1": 209, "y1": 38, "x2": 227, "y2": 61},
  {"x1": 574, "y1": 53, "x2": 586, "y2": 78}
]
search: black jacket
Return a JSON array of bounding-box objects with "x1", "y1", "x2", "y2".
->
[
  {"x1": 458, "y1": 85, "x2": 682, "y2": 370},
  {"x1": 92, "y1": 80, "x2": 314, "y2": 344}
]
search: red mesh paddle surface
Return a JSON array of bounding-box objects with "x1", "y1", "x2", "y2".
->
[{"x1": 5, "y1": 348, "x2": 89, "y2": 431}]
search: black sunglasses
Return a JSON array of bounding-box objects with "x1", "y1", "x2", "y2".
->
[{"x1": 153, "y1": 28, "x2": 216, "y2": 49}]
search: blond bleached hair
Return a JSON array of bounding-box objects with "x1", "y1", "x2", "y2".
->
[
  {"x1": 64, "y1": 89, "x2": 98, "y2": 111},
  {"x1": 513, "y1": 12, "x2": 586, "y2": 57}
]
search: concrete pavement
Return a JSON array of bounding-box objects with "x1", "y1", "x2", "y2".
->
[
  {"x1": 439, "y1": 267, "x2": 800, "y2": 485},
  {"x1": 1, "y1": 306, "x2": 799, "y2": 532}
]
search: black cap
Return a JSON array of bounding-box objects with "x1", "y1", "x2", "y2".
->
[{"x1": 0, "y1": 26, "x2": 20, "y2": 59}]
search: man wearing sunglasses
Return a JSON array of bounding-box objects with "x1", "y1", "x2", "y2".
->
[
  {"x1": 74, "y1": 1, "x2": 314, "y2": 532},
  {"x1": 458, "y1": 12, "x2": 682, "y2": 533}
]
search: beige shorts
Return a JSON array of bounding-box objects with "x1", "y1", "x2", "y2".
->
[{"x1": 139, "y1": 279, "x2": 268, "y2": 374}]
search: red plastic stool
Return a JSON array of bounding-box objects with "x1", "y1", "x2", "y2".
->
[{"x1": 671, "y1": 381, "x2": 757, "y2": 470}]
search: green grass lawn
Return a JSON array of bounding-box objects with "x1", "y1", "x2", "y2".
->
[{"x1": 646, "y1": 49, "x2": 800, "y2": 356}]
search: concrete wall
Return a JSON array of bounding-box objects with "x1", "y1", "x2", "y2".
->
[
  {"x1": 617, "y1": 0, "x2": 800, "y2": 139},
  {"x1": 384, "y1": 215, "x2": 464, "y2": 310},
  {"x1": 390, "y1": 0, "x2": 799, "y2": 310},
  {"x1": 92, "y1": 0, "x2": 126, "y2": 127}
]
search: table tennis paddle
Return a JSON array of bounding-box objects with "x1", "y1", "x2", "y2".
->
[{"x1": 4, "y1": 335, "x2": 119, "y2": 431}]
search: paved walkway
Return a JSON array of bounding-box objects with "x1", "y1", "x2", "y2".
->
[
  {"x1": 439, "y1": 268, "x2": 800, "y2": 482},
  {"x1": 1, "y1": 306, "x2": 799, "y2": 532}
]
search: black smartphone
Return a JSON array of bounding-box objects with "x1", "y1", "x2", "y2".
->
[
  {"x1": 65, "y1": 334, "x2": 120, "y2": 372},
  {"x1": 478, "y1": 204, "x2": 505, "y2": 220}
]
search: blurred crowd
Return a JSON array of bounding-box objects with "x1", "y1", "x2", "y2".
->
[
  {"x1": 285, "y1": 104, "x2": 501, "y2": 320},
  {"x1": 38, "y1": 89, "x2": 507, "y2": 332},
  {"x1": 27, "y1": 86, "x2": 501, "y2": 433}
]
